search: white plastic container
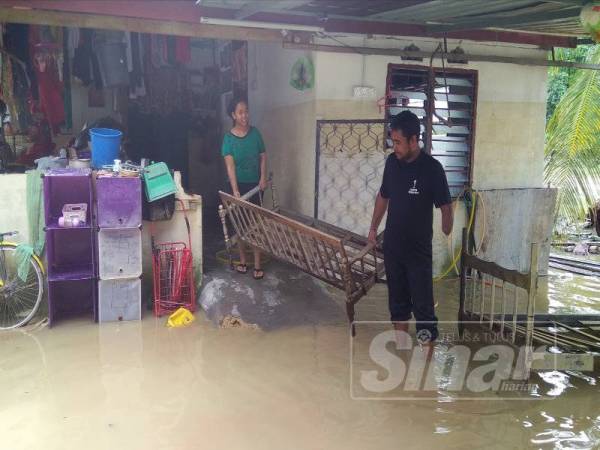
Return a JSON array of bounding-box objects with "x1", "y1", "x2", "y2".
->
[
  {"x1": 98, "y1": 278, "x2": 141, "y2": 322},
  {"x1": 98, "y1": 228, "x2": 142, "y2": 279}
]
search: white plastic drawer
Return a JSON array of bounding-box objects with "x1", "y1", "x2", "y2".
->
[
  {"x1": 98, "y1": 278, "x2": 141, "y2": 322},
  {"x1": 98, "y1": 228, "x2": 142, "y2": 279}
]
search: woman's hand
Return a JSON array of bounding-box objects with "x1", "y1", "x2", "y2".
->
[
  {"x1": 233, "y1": 190, "x2": 241, "y2": 198},
  {"x1": 259, "y1": 177, "x2": 267, "y2": 191}
]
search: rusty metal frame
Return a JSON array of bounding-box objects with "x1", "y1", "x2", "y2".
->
[{"x1": 218, "y1": 181, "x2": 385, "y2": 332}]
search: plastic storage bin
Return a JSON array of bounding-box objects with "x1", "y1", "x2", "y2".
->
[
  {"x1": 43, "y1": 168, "x2": 93, "y2": 227},
  {"x1": 98, "y1": 278, "x2": 141, "y2": 322},
  {"x1": 96, "y1": 176, "x2": 142, "y2": 228},
  {"x1": 98, "y1": 228, "x2": 142, "y2": 279},
  {"x1": 143, "y1": 162, "x2": 177, "y2": 201}
]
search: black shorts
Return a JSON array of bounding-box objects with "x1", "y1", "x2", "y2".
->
[
  {"x1": 235, "y1": 182, "x2": 261, "y2": 205},
  {"x1": 384, "y1": 246, "x2": 438, "y2": 341}
]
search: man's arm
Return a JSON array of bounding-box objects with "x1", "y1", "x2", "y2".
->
[
  {"x1": 368, "y1": 193, "x2": 389, "y2": 243},
  {"x1": 440, "y1": 203, "x2": 453, "y2": 236}
]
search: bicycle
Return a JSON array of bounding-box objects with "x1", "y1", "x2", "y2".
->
[{"x1": 0, "y1": 231, "x2": 45, "y2": 329}]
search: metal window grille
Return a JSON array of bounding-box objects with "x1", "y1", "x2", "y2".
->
[
  {"x1": 386, "y1": 63, "x2": 477, "y2": 197},
  {"x1": 315, "y1": 119, "x2": 390, "y2": 236}
]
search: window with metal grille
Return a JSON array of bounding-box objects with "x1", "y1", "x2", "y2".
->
[{"x1": 385, "y1": 64, "x2": 477, "y2": 198}]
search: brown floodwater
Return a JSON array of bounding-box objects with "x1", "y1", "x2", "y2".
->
[{"x1": 0, "y1": 268, "x2": 599, "y2": 450}]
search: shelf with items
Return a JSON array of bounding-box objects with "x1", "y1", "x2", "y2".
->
[
  {"x1": 43, "y1": 169, "x2": 93, "y2": 226},
  {"x1": 43, "y1": 168, "x2": 96, "y2": 326}
]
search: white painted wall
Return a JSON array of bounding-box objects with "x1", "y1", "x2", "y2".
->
[
  {"x1": 248, "y1": 41, "x2": 316, "y2": 214},
  {"x1": 250, "y1": 36, "x2": 549, "y2": 273},
  {"x1": 313, "y1": 36, "x2": 548, "y2": 190},
  {"x1": 0, "y1": 174, "x2": 29, "y2": 244}
]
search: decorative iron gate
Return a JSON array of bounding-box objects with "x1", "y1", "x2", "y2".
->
[{"x1": 314, "y1": 120, "x2": 390, "y2": 237}]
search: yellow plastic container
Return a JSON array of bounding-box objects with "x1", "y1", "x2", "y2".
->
[{"x1": 167, "y1": 307, "x2": 195, "y2": 328}]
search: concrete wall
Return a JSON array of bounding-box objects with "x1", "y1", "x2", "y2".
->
[
  {"x1": 248, "y1": 42, "x2": 316, "y2": 215},
  {"x1": 0, "y1": 174, "x2": 29, "y2": 244},
  {"x1": 312, "y1": 36, "x2": 548, "y2": 190},
  {"x1": 250, "y1": 37, "x2": 549, "y2": 274}
]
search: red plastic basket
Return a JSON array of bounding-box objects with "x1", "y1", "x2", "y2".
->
[{"x1": 152, "y1": 201, "x2": 196, "y2": 317}]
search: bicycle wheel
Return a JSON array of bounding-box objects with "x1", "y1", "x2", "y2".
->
[{"x1": 0, "y1": 244, "x2": 44, "y2": 329}]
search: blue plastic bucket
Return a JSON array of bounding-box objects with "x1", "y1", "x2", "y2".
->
[{"x1": 90, "y1": 128, "x2": 122, "y2": 168}]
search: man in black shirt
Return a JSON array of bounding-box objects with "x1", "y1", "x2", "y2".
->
[{"x1": 368, "y1": 111, "x2": 453, "y2": 344}]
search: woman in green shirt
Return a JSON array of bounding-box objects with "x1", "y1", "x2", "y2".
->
[{"x1": 221, "y1": 98, "x2": 267, "y2": 279}]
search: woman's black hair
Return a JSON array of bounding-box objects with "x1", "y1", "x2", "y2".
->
[{"x1": 227, "y1": 96, "x2": 248, "y2": 123}]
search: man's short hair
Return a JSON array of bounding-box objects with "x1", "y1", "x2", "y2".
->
[{"x1": 390, "y1": 110, "x2": 421, "y2": 141}]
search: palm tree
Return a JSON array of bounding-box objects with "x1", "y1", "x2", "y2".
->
[{"x1": 545, "y1": 45, "x2": 600, "y2": 222}]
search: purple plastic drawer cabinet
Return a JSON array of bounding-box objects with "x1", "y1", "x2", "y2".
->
[
  {"x1": 43, "y1": 169, "x2": 96, "y2": 326},
  {"x1": 96, "y1": 177, "x2": 142, "y2": 228},
  {"x1": 95, "y1": 174, "x2": 143, "y2": 323}
]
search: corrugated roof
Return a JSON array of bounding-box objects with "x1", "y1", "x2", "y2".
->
[{"x1": 199, "y1": 0, "x2": 589, "y2": 37}]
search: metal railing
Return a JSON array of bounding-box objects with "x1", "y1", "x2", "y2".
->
[{"x1": 459, "y1": 228, "x2": 539, "y2": 350}]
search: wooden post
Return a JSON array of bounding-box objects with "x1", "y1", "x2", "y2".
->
[
  {"x1": 458, "y1": 227, "x2": 468, "y2": 337},
  {"x1": 525, "y1": 243, "x2": 539, "y2": 351},
  {"x1": 269, "y1": 172, "x2": 279, "y2": 212},
  {"x1": 218, "y1": 204, "x2": 233, "y2": 270},
  {"x1": 341, "y1": 257, "x2": 356, "y2": 337},
  {"x1": 489, "y1": 277, "x2": 496, "y2": 330}
]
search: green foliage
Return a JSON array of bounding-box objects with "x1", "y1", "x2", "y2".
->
[
  {"x1": 545, "y1": 45, "x2": 600, "y2": 221},
  {"x1": 546, "y1": 46, "x2": 592, "y2": 120}
]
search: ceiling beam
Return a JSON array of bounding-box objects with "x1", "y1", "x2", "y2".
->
[
  {"x1": 250, "y1": 11, "x2": 578, "y2": 47},
  {"x1": 284, "y1": 41, "x2": 600, "y2": 70},
  {"x1": 0, "y1": 6, "x2": 284, "y2": 41}
]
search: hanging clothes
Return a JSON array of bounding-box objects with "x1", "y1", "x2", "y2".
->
[
  {"x1": 62, "y1": 28, "x2": 72, "y2": 129},
  {"x1": 34, "y1": 52, "x2": 65, "y2": 133},
  {"x1": 10, "y1": 60, "x2": 32, "y2": 132},
  {"x1": 149, "y1": 34, "x2": 161, "y2": 68},
  {"x1": 67, "y1": 27, "x2": 79, "y2": 59},
  {"x1": 129, "y1": 32, "x2": 145, "y2": 98},
  {"x1": 72, "y1": 29, "x2": 103, "y2": 89},
  {"x1": 124, "y1": 31, "x2": 134, "y2": 73},
  {"x1": 166, "y1": 36, "x2": 176, "y2": 65},
  {"x1": 175, "y1": 37, "x2": 191, "y2": 65},
  {"x1": 2, "y1": 23, "x2": 34, "y2": 132},
  {"x1": 16, "y1": 121, "x2": 55, "y2": 166}
]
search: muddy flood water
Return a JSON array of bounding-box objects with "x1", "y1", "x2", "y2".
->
[{"x1": 1, "y1": 267, "x2": 599, "y2": 450}]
